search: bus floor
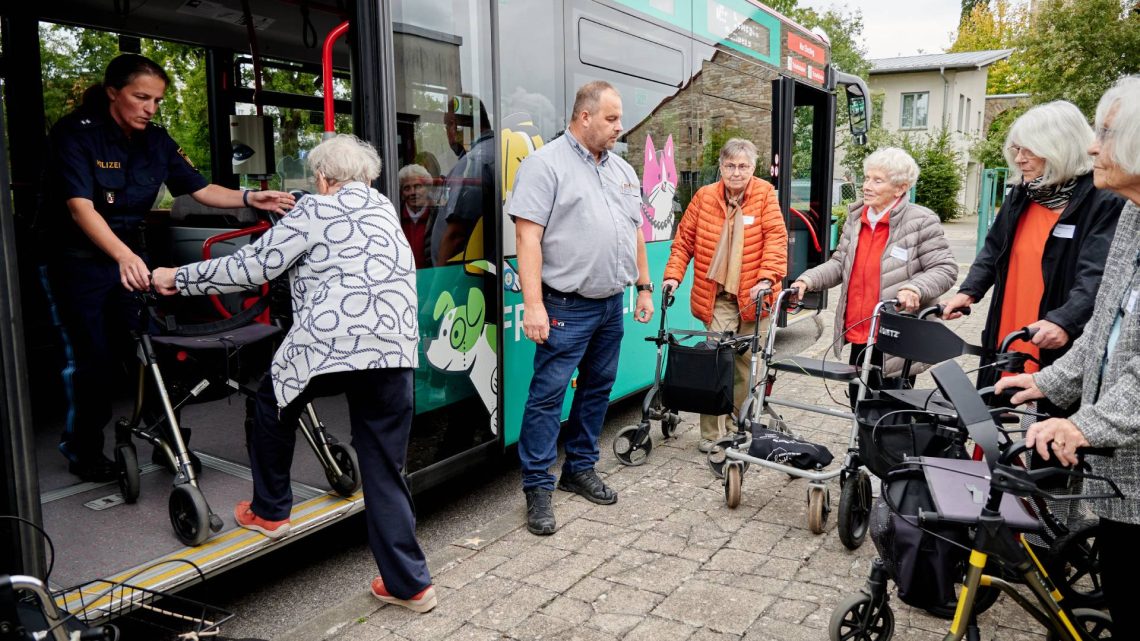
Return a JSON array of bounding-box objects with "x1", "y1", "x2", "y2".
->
[{"x1": 34, "y1": 392, "x2": 354, "y2": 588}]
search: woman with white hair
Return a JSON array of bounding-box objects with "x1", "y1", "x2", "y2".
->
[
  {"x1": 791, "y1": 147, "x2": 958, "y2": 403},
  {"x1": 944, "y1": 101, "x2": 1124, "y2": 416},
  {"x1": 152, "y1": 134, "x2": 436, "y2": 613},
  {"x1": 397, "y1": 163, "x2": 436, "y2": 268},
  {"x1": 662, "y1": 138, "x2": 788, "y2": 452},
  {"x1": 997, "y1": 75, "x2": 1140, "y2": 633}
]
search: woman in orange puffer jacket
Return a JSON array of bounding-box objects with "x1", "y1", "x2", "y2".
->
[{"x1": 662, "y1": 138, "x2": 788, "y2": 453}]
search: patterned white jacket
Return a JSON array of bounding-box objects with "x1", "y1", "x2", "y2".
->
[{"x1": 175, "y1": 182, "x2": 419, "y2": 407}]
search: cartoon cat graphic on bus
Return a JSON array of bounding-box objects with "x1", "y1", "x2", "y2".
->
[{"x1": 641, "y1": 133, "x2": 678, "y2": 242}]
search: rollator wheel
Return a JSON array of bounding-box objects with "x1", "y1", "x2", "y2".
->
[
  {"x1": 724, "y1": 462, "x2": 743, "y2": 509},
  {"x1": 829, "y1": 593, "x2": 894, "y2": 641},
  {"x1": 1047, "y1": 519, "x2": 1104, "y2": 608},
  {"x1": 837, "y1": 470, "x2": 872, "y2": 550},
  {"x1": 325, "y1": 442, "x2": 363, "y2": 497},
  {"x1": 1046, "y1": 608, "x2": 1112, "y2": 641},
  {"x1": 115, "y1": 444, "x2": 141, "y2": 504},
  {"x1": 169, "y1": 484, "x2": 211, "y2": 546},
  {"x1": 706, "y1": 436, "x2": 746, "y2": 479},
  {"x1": 613, "y1": 424, "x2": 652, "y2": 466},
  {"x1": 660, "y1": 413, "x2": 680, "y2": 439},
  {"x1": 808, "y1": 485, "x2": 830, "y2": 534}
]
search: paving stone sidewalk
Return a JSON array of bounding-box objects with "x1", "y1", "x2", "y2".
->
[{"x1": 300, "y1": 216, "x2": 1058, "y2": 641}]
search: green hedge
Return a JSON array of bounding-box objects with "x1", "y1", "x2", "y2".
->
[{"x1": 842, "y1": 127, "x2": 965, "y2": 222}]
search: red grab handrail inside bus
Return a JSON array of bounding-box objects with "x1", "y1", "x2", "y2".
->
[
  {"x1": 203, "y1": 220, "x2": 273, "y2": 320},
  {"x1": 789, "y1": 207, "x2": 823, "y2": 253},
  {"x1": 323, "y1": 21, "x2": 350, "y2": 134}
]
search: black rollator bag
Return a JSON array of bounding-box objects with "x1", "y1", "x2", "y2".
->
[
  {"x1": 746, "y1": 426, "x2": 835, "y2": 470},
  {"x1": 661, "y1": 340, "x2": 735, "y2": 416}
]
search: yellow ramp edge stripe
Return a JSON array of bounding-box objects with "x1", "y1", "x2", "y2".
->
[{"x1": 56, "y1": 491, "x2": 363, "y2": 614}]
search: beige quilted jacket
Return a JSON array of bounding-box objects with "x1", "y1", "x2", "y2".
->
[{"x1": 797, "y1": 199, "x2": 958, "y2": 374}]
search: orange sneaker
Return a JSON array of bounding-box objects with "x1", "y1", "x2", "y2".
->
[
  {"x1": 233, "y1": 501, "x2": 290, "y2": 539},
  {"x1": 370, "y1": 577, "x2": 437, "y2": 613}
]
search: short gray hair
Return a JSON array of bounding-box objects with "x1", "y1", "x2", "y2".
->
[
  {"x1": 863, "y1": 147, "x2": 919, "y2": 188},
  {"x1": 571, "y1": 81, "x2": 618, "y2": 120},
  {"x1": 1004, "y1": 101, "x2": 1094, "y2": 185},
  {"x1": 397, "y1": 163, "x2": 432, "y2": 185},
  {"x1": 307, "y1": 134, "x2": 382, "y2": 184},
  {"x1": 719, "y1": 138, "x2": 758, "y2": 168},
  {"x1": 1095, "y1": 75, "x2": 1140, "y2": 176}
]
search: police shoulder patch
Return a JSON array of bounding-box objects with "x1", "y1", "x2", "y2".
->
[{"x1": 177, "y1": 147, "x2": 197, "y2": 169}]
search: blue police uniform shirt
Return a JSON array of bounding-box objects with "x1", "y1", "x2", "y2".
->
[{"x1": 45, "y1": 107, "x2": 209, "y2": 258}]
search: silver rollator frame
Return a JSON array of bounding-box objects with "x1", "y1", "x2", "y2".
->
[{"x1": 721, "y1": 291, "x2": 901, "y2": 481}]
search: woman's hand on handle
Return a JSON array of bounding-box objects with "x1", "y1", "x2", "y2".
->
[
  {"x1": 662, "y1": 279, "x2": 680, "y2": 295},
  {"x1": 1026, "y1": 418, "x2": 1090, "y2": 467},
  {"x1": 117, "y1": 251, "x2": 151, "y2": 292},
  {"x1": 749, "y1": 279, "x2": 774, "y2": 303},
  {"x1": 1028, "y1": 319, "x2": 1070, "y2": 350},
  {"x1": 789, "y1": 280, "x2": 807, "y2": 301},
  {"x1": 941, "y1": 292, "x2": 975, "y2": 320},
  {"x1": 896, "y1": 289, "x2": 920, "y2": 312},
  {"x1": 151, "y1": 267, "x2": 178, "y2": 296},
  {"x1": 994, "y1": 373, "x2": 1046, "y2": 405}
]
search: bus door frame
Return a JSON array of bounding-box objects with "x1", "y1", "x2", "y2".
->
[{"x1": 771, "y1": 75, "x2": 836, "y2": 310}]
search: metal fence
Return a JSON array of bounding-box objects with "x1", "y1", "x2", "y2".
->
[{"x1": 976, "y1": 167, "x2": 1009, "y2": 254}]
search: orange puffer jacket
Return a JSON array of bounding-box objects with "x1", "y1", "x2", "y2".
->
[{"x1": 663, "y1": 177, "x2": 788, "y2": 323}]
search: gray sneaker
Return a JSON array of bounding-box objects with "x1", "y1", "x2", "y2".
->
[{"x1": 697, "y1": 438, "x2": 720, "y2": 453}]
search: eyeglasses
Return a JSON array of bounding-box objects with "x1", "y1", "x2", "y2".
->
[
  {"x1": 1006, "y1": 145, "x2": 1038, "y2": 158},
  {"x1": 721, "y1": 163, "x2": 753, "y2": 175},
  {"x1": 1095, "y1": 126, "x2": 1115, "y2": 143}
]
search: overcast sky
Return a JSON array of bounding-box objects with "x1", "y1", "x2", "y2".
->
[{"x1": 800, "y1": 0, "x2": 963, "y2": 60}]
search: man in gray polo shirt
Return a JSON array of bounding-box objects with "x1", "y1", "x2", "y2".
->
[{"x1": 510, "y1": 81, "x2": 655, "y2": 535}]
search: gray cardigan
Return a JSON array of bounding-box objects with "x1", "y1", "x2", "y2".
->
[
  {"x1": 175, "y1": 183, "x2": 419, "y2": 407},
  {"x1": 1036, "y1": 200, "x2": 1140, "y2": 524},
  {"x1": 797, "y1": 199, "x2": 959, "y2": 369}
]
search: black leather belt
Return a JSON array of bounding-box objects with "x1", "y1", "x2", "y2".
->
[{"x1": 542, "y1": 284, "x2": 588, "y2": 300}]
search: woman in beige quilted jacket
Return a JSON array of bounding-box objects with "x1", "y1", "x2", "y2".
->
[{"x1": 790, "y1": 147, "x2": 958, "y2": 403}]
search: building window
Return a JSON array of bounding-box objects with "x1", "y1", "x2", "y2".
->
[
  {"x1": 957, "y1": 94, "x2": 965, "y2": 132},
  {"x1": 900, "y1": 92, "x2": 929, "y2": 129},
  {"x1": 965, "y1": 97, "x2": 972, "y2": 132}
]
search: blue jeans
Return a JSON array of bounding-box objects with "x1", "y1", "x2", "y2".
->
[{"x1": 519, "y1": 290, "x2": 624, "y2": 491}]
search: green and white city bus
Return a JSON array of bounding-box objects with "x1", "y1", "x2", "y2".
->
[{"x1": 0, "y1": 0, "x2": 869, "y2": 619}]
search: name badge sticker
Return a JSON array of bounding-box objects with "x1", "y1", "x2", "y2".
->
[
  {"x1": 889, "y1": 245, "x2": 909, "y2": 262},
  {"x1": 1127, "y1": 288, "x2": 1139, "y2": 314},
  {"x1": 743, "y1": 215, "x2": 755, "y2": 225},
  {"x1": 1053, "y1": 224, "x2": 1076, "y2": 239}
]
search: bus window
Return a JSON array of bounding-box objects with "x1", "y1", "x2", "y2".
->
[
  {"x1": 694, "y1": 50, "x2": 777, "y2": 190},
  {"x1": 392, "y1": 0, "x2": 498, "y2": 472}
]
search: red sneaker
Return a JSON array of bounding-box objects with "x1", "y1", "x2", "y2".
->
[
  {"x1": 370, "y1": 577, "x2": 437, "y2": 613},
  {"x1": 233, "y1": 501, "x2": 290, "y2": 539}
]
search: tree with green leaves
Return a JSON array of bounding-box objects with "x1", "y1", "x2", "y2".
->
[{"x1": 948, "y1": 0, "x2": 1029, "y2": 94}]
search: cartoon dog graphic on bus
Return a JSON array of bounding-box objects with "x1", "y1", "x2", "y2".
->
[
  {"x1": 426, "y1": 286, "x2": 499, "y2": 435},
  {"x1": 641, "y1": 133, "x2": 678, "y2": 241}
]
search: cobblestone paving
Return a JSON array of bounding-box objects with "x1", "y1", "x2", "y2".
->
[{"x1": 331, "y1": 218, "x2": 1060, "y2": 640}]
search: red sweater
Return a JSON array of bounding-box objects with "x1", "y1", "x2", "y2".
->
[{"x1": 844, "y1": 207, "x2": 891, "y2": 343}]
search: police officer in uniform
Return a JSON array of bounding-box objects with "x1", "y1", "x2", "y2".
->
[{"x1": 40, "y1": 54, "x2": 295, "y2": 481}]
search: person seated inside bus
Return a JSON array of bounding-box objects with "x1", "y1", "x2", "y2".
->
[
  {"x1": 397, "y1": 163, "x2": 436, "y2": 269},
  {"x1": 151, "y1": 134, "x2": 437, "y2": 613},
  {"x1": 38, "y1": 53, "x2": 294, "y2": 482},
  {"x1": 431, "y1": 95, "x2": 495, "y2": 265},
  {"x1": 789, "y1": 147, "x2": 958, "y2": 407}
]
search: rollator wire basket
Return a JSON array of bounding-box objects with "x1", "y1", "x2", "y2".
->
[
  {"x1": 660, "y1": 331, "x2": 739, "y2": 417},
  {"x1": 59, "y1": 579, "x2": 234, "y2": 639}
]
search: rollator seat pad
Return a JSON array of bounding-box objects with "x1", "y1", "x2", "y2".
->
[
  {"x1": 918, "y1": 457, "x2": 1042, "y2": 533},
  {"x1": 878, "y1": 388, "x2": 956, "y2": 414},
  {"x1": 151, "y1": 323, "x2": 280, "y2": 349},
  {"x1": 769, "y1": 355, "x2": 859, "y2": 381}
]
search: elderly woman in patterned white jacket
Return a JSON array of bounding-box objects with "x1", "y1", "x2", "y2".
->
[
  {"x1": 997, "y1": 75, "x2": 1140, "y2": 633},
  {"x1": 152, "y1": 134, "x2": 436, "y2": 614},
  {"x1": 790, "y1": 147, "x2": 958, "y2": 403}
]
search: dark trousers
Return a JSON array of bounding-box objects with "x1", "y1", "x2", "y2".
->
[
  {"x1": 249, "y1": 368, "x2": 431, "y2": 599},
  {"x1": 41, "y1": 260, "x2": 145, "y2": 461},
  {"x1": 519, "y1": 291, "x2": 624, "y2": 491},
  {"x1": 1096, "y1": 518, "x2": 1140, "y2": 633}
]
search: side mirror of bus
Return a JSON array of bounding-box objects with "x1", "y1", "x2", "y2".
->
[{"x1": 846, "y1": 86, "x2": 869, "y2": 146}]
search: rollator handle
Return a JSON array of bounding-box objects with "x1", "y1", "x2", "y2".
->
[
  {"x1": 998, "y1": 326, "x2": 1039, "y2": 354},
  {"x1": 923, "y1": 303, "x2": 970, "y2": 319}
]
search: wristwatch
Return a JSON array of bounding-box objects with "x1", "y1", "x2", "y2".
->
[{"x1": 636, "y1": 282, "x2": 654, "y2": 293}]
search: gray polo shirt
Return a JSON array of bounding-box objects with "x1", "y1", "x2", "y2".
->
[{"x1": 508, "y1": 130, "x2": 641, "y2": 298}]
